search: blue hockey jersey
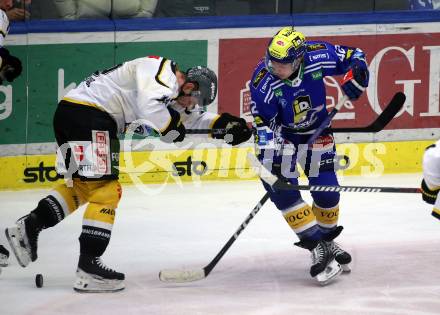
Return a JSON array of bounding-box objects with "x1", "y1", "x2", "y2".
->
[{"x1": 250, "y1": 40, "x2": 366, "y2": 150}]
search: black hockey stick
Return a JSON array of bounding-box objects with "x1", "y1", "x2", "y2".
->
[
  {"x1": 247, "y1": 153, "x2": 420, "y2": 194},
  {"x1": 159, "y1": 96, "x2": 350, "y2": 283},
  {"x1": 158, "y1": 193, "x2": 270, "y2": 283},
  {"x1": 186, "y1": 92, "x2": 406, "y2": 135},
  {"x1": 331, "y1": 92, "x2": 406, "y2": 133}
]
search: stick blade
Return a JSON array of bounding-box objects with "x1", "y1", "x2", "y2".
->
[
  {"x1": 159, "y1": 268, "x2": 206, "y2": 283},
  {"x1": 331, "y1": 92, "x2": 406, "y2": 133},
  {"x1": 370, "y1": 91, "x2": 406, "y2": 132}
]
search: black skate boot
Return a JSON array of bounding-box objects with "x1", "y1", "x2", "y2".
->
[
  {"x1": 324, "y1": 226, "x2": 352, "y2": 272},
  {"x1": 5, "y1": 213, "x2": 43, "y2": 267},
  {"x1": 295, "y1": 239, "x2": 342, "y2": 285},
  {"x1": 0, "y1": 244, "x2": 9, "y2": 267},
  {"x1": 74, "y1": 255, "x2": 125, "y2": 293}
]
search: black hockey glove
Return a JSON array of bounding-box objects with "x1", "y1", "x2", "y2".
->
[
  {"x1": 212, "y1": 113, "x2": 252, "y2": 145},
  {"x1": 0, "y1": 48, "x2": 22, "y2": 84},
  {"x1": 421, "y1": 179, "x2": 439, "y2": 205},
  {"x1": 160, "y1": 107, "x2": 186, "y2": 143}
]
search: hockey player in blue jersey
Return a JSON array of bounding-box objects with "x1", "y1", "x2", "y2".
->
[{"x1": 250, "y1": 27, "x2": 369, "y2": 284}]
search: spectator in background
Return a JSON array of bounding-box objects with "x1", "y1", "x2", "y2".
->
[
  {"x1": 5, "y1": 0, "x2": 30, "y2": 21},
  {"x1": 54, "y1": 0, "x2": 157, "y2": 19},
  {"x1": 410, "y1": 0, "x2": 434, "y2": 9}
]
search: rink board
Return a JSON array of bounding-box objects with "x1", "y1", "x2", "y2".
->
[{"x1": 0, "y1": 140, "x2": 432, "y2": 190}]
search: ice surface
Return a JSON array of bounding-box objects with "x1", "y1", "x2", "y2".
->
[{"x1": 1, "y1": 174, "x2": 439, "y2": 315}]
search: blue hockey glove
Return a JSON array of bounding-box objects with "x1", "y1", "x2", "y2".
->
[{"x1": 341, "y1": 59, "x2": 369, "y2": 100}]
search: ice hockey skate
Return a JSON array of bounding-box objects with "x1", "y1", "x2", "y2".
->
[
  {"x1": 5, "y1": 214, "x2": 42, "y2": 268},
  {"x1": 0, "y1": 244, "x2": 9, "y2": 267},
  {"x1": 326, "y1": 241, "x2": 352, "y2": 272},
  {"x1": 74, "y1": 255, "x2": 125, "y2": 293},
  {"x1": 324, "y1": 226, "x2": 352, "y2": 272},
  {"x1": 295, "y1": 239, "x2": 342, "y2": 285}
]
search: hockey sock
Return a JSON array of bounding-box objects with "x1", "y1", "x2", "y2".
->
[
  {"x1": 79, "y1": 203, "x2": 115, "y2": 257},
  {"x1": 282, "y1": 201, "x2": 323, "y2": 240},
  {"x1": 312, "y1": 202, "x2": 339, "y2": 234}
]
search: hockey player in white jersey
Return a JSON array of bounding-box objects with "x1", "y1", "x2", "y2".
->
[
  {"x1": 421, "y1": 141, "x2": 440, "y2": 220},
  {"x1": 5, "y1": 56, "x2": 252, "y2": 292}
]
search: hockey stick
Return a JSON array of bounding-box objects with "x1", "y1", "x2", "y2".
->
[
  {"x1": 159, "y1": 96, "x2": 349, "y2": 283},
  {"x1": 186, "y1": 92, "x2": 406, "y2": 135},
  {"x1": 159, "y1": 193, "x2": 270, "y2": 283},
  {"x1": 247, "y1": 152, "x2": 420, "y2": 194}
]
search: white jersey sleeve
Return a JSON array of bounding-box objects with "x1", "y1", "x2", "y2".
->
[
  {"x1": 0, "y1": 10, "x2": 9, "y2": 47},
  {"x1": 63, "y1": 56, "x2": 179, "y2": 134},
  {"x1": 134, "y1": 58, "x2": 178, "y2": 132}
]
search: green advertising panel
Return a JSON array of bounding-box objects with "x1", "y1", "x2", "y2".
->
[
  {"x1": 0, "y1": 38, "x2": 207, "y2": 149},
  {"x1": 26, "y1": 43, "x2": 115, "y2": 144}
]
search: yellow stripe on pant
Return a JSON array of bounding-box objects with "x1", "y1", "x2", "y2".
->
[
  {"x1": 282, "y1": 202, "x2": 317, "y2": 234},
  {"x1": 312, "y1": 203, "x2": 339, "y2": 229}
]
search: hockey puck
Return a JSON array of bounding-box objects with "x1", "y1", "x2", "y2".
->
[{"x1": 35, "y1": 274, "x2": 43, "y2": 288}]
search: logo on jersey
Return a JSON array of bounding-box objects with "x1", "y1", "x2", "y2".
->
[
  {"x1": 311, "y1": 70, "x2": 323, "y2": 80},
  {"x1": 156, "y1": 95, "x2": 174, "y2": 106},
  {"x1": 292, "y1": 95, "x2": 312, "y2": 124},
  {"x1": 307, "y1": 43, "x2": 327, "y2": 52},
  {"x1": 252, "y1": 68, "x2": 268, "y2": 88},
  {"x1": 308, "y1": 53, "x2": 329, "y2": 62},
  {"x1": 274, "y1": 88, "x2": 283, "y2": 97}
]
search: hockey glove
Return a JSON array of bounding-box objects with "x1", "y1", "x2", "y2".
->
[
  {"x1": 212, "y1": 113, "x2": 252, "y2": 145},
  {"x1": 0, "y1": 48, "x2": 22, "y2": 84},
  {"x1": 160, "y1": 107, "x2": 186, "y2": 143},
  {"x1": 421, "y1": 179, "x2": 439, "y2": 205},
  {"x1": 341, "y1": 59, "x2": 369, "y2": 100}
]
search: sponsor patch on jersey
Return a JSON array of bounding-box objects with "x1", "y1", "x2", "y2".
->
[
  {"x1": 308, "y1": 53, "x2": 329, "y2": 62},
  {"x1": 252, "y1": 68, "x2": 268, "y2": 88},
  {"x1": 293, "y1": 95, "x2": 312, "y2": 124},
  {"x1": 311, "y1": 70, "x2": 323, "y2": 80},
  {"x1": 312, "y1": 134, "x2": 335, "y2": 151},
  {"x1": 306, "y1": 43, "x2": 327, "y2": 52},
  {"x1": 346, "y1": 49, "x2": 353, "y2": 60},
  {"x1": 274, "y1": 88, "x2": 283, "y2": 97}
]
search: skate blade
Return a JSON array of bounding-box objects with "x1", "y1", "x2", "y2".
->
[
  {"x1": 73, "y1": 270, "x2": 125, "y2": 293},
  {"x1": 5, "y1": 228, "x2": 30, "y2": 268},
  {"x1": 341, "y1": 264, "x2": 351, "y2": 273},
  {"x1": 315, "y1": 259, "x2": 343, "y2": 286}
]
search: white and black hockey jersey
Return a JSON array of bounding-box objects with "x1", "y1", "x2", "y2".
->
[
  {"x1": 422, "y1": 140, "x2": 440, "y2": 217},
  {"x1": 63, "y1": 56, "x2": 218, "y2": 135}
]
